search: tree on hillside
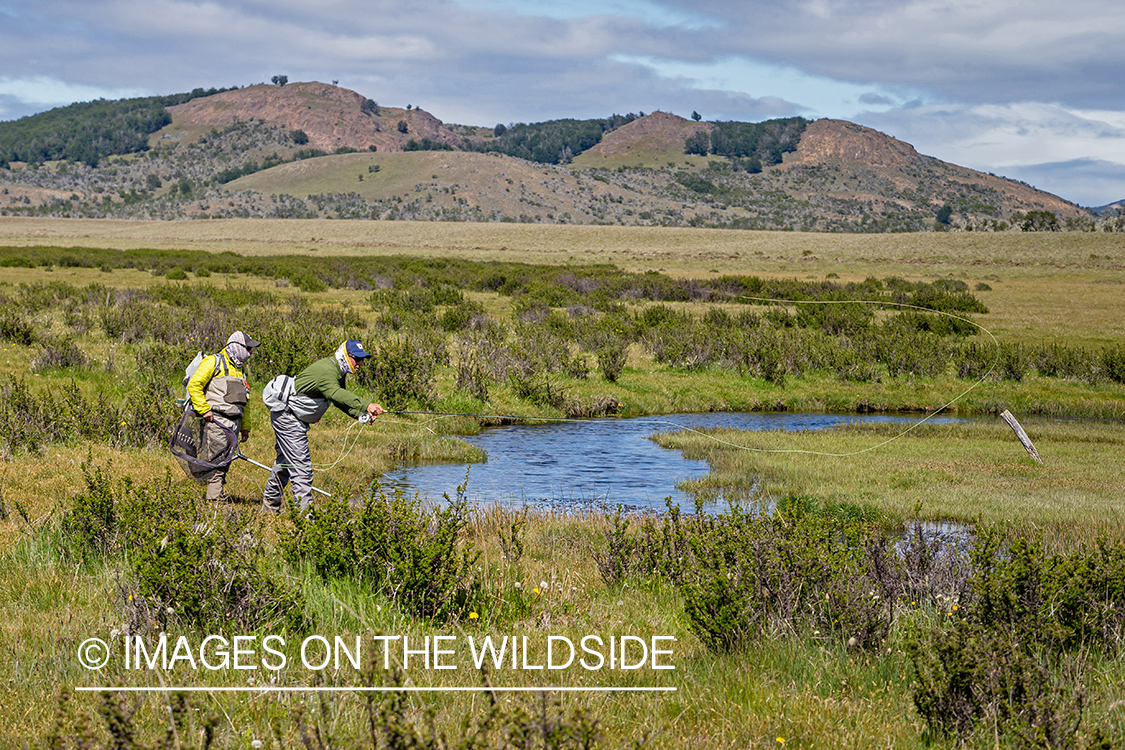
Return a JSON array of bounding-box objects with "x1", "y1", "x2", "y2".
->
[
  {"x1": 692, "y1": 111, "x2": 702, "y2": 122},
  {"x1": 475, "y1": 117, "x2": 624, "y2": 164},
  {"x1": 0, "y1": 96, "x2": 172, "y2": 167},
  {"x1": 1016, "y1": 210, "x2": 1060, "y2": 231},
  {"x1": 684, "y1": 117, "x2": 808, "y2": 166},
  {"x1": 271, "y1": 75, "x2": 288, "y2": 86},
  {"x1": 684, "y1": 130, "x2": 710, "y2": 156}
]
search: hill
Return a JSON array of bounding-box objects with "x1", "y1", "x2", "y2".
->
[
  {"x1": 0, "y1": 81, "x2": 1109, "y2": 232},
  {"x1": 162, "y1": 82, "x2": 465, "y2": 153}
]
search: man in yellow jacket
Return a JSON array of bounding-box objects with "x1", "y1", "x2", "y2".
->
[{"x1": 186, "y1": 331, "x2": 260, "y2": 501}]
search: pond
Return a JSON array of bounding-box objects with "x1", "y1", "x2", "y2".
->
[{"x1": 378, "y1": 412, "x2": 965, "y2": 512}]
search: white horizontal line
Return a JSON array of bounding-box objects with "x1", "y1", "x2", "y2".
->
[{"x1": 77, "y1": 686, "x2": 676, "y2": 693}]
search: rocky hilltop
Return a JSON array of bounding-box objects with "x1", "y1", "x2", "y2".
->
[{"x1": 166, "y1": 82, "x2": 465, "y2": 153}]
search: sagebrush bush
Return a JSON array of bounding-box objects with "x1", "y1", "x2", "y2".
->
[
  {"x1": 595, "y1": 498, "x2": 899, "y2": 652},
  {"x1": 905, "y1": 525, "x2": 1125, "y2": 747},
  {"x1": 61, "y1": 462, "x2": 310, "y2": 633},
  {"x1": 31, "y1": 337, "x2": 90, "y2": 371},
  {"x1": 279, "y1": 481, "x2": 481, "y2": 622},
  {"x1": 358, "y1": 331, "x2": 446, "y2": 409},
  {"x1": 0, "y1": 300, "x2": 35, "y2": 344},
  {"x1": 0, "y1": 376, "x2": 178, "y2": 456}
]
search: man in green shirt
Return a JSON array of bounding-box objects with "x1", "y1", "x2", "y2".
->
[{"x1": 262, "y1": 340, "x2": 384, "y2": 514}]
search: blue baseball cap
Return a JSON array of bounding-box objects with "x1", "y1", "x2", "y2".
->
[{"x1": 345, "y1": 340, "x2": 371, "y2": 359}]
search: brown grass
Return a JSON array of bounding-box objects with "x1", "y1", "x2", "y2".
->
[{"x1": 3, "y1": 217, "x2": 1123, "y2": 347}]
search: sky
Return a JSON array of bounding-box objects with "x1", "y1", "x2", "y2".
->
[{"x1": 1, "y1": 0, "x2": 1123, "y2": 207}]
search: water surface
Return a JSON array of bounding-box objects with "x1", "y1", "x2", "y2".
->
[{"x1": 379, "y1": 412, "x2": 962, "y2": 512}]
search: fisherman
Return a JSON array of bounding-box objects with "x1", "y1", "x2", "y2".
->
[
  {"x1": 262, "y1": 340, "x2": 384, "y2": 515},
  {"x1": 185, "y1": 330, "x2": 260, "y2": 502}
]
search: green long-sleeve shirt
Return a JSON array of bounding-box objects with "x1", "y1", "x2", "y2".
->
[{"x1": 292, "y1": 355, "x2": 366, "y2": 420}]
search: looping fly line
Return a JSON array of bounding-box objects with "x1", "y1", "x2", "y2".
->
[
  {"x1": 300, "y1": 294, "x2": 1000, "y2": 469},
  {"x1": 706, "y1": 293, "x2": 1001, "y2": 456}
]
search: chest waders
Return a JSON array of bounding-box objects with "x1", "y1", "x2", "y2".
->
[{"x1": 169, "y1": 353, "x2": 245, "y2": 492}]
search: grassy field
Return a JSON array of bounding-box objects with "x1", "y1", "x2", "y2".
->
[
  {"x1": 2, "y1": 217, "x2": 1122, "y2": 346},
  {"x1": 1, "y1": 218, "x2": 1124, "y2": 749}
]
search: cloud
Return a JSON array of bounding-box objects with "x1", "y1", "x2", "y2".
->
[
  {"x1": 0, "y1": 75, "x2": 149, "y2": 120},
  {"x1": 855, "y1": 101, "x2": 1125, "y2": 206},
  {"x1": 859, "y1": 93, "x2": 894, "y2": 106},
  {"x1": 4, "y1": 0, "x2": 1123, "y2": 117},
  {"x1": 1, "y1": 0, "x2": 1122, "y2": 204},
  {"x1": 649, "y1": 0, "x2": 1125, "y2": 109},
  {"x1": 999, "y1": 159, "x2": 1125, "y2": 209}
]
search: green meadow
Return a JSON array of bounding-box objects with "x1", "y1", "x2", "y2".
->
[{"x1": 1, "y1": 218, "x2": 1123, "y2": 749}]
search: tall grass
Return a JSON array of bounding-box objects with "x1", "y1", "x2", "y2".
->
[{"x1": 2, "y1": 237, "x2": 1124, "y2": 748}]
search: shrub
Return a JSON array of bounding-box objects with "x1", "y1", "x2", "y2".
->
[
  {"x1": 279, "y1": 481, "x2": 480, "y2": 622},
  {"x1": 997, "y1": 342, "x2": 1031, "y2": 381},
  {"x1": 0, "y1": 301, "x2": 35, "y2": 344},
  {"x1": 867, "y1": 520, "x2": 973, "y2": 611},
  {"x1": 905, "y1": 525, "x2": 1125, "y2": 746},
  {"x1": 1033, "y1": 343, "x2": 1096, "y2": 381},
  {"x1": 795, "y1": 301, "x2": 873, "y2": 335},
  {"x1": 359, "y1": 332, "x2": 445, "y2": 410},
  {"x1": 644, "y1": 318, "x2": 716, "y2": 370},
  {"x1": 60, "y1": 460, "x2": 119, "y2": 558},
  {"x1": 49, "y1": 674, "x2": 605, "y2": 750},
  {"x1": 593, "y1": 506, "x2": 640, "y2": 586},
  {"x1": 497, "y1": 506, "x2": 527, "y2": 562},
  {"x1": 61, "y1": 463, "x2": 310, "y2": 633},
  {"x1": 907, "y1": 620, "x2": 1105, "y2": 748},
  {"x1": 31, "y1": 337, "x2": 90, "y2": 371},
  {"x1": 507, "y1": 322, "x2": 583, "y2": 383},
  {"x1": 596, "y1": 499, "x2": 895, "y2": 653},
  {"x1": 680, "y1": 501, "x2": 892, "y2": 652},
  {"x1": 1102, "y1": 344, "x2": 1125, "y2": 384},
  {"x1": 440, "y1": 296, "x2": 485, "y2": 332},
  {"x1": 966, "y1": 527, "x2": 1125, "y2": 653},
  {"x1": 0, "y1": 376, "x2": 177, "y2": 455},
  {"x1": 595, "y1": 339, "x2": 626, "y2": 382},
  {"x1": 954, "y1": 341, "x2": 997, "y2": 380},
  {"x1": 874, "y1": 327, "x2": 950, "y2": 378},
  {"x1": 256, "y1": 318, "x2": 339, "y2": 377}
]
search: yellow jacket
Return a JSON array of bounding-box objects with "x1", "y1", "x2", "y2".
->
[{"x1": 186, "y1": 350, "x2": 250, "y2": 426}]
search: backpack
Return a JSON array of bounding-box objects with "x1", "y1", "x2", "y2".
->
[
  {"x1": 262, "y1": 374, "x2": 330, "y2": 423},
  {"x1": 176, "y1": 351, "x2": 206, "y2": 411},
  {"x1": 262, "y1": 374, "x2": 294, "y2": 413}
]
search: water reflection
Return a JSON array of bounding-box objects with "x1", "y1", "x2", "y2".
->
[{"x1": 379, "y1": 412, "x2": 963, "y2": 512}]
